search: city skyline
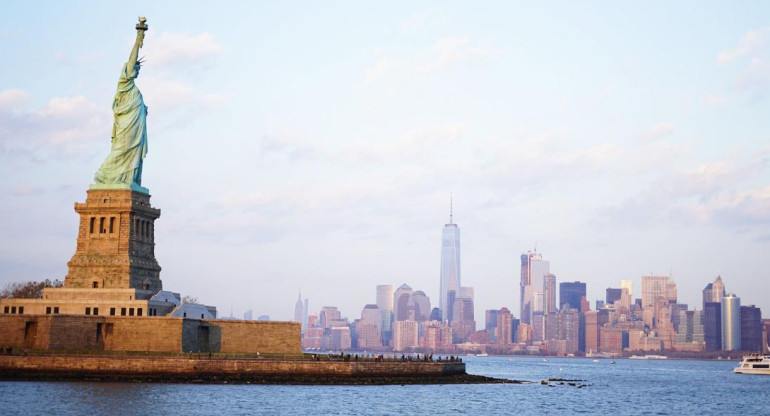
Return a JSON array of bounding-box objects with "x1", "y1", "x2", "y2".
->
[{"x1": 1, "y1": 3, "x2": 769, "y2": 321}]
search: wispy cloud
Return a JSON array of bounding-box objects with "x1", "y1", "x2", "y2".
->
[
  {"x1": 419, "y1": 36, "x2": 506, "y2": 73},
  {"x1": 140, "y1": 78, "x2": 195, "y2": 112},
  {"x1": 0, "y1": 90, "x2": 109, "y2": 157},
  {"x1": 603, "y1": 152, "x2": 770, "y2": 228},
  {"x1": 1, "y1": 28, "x2": 24, "y2": 40},
  {"x1": 363, "y1": 36, "x2": 505, "y2": 85},
  {"x1": 718, "y1": 27, "x2": 770, "y2": 99},
  {"x1": 717, "y1": 27, "x2": 770, "y2": 64},
  {"x1": 638, "y1": 123, "x2": 675, "y2": 142},
  {"x1": 133, "y1": 31, "x2": 228, "y2": 127},
  {"x1": 733, "y1": 57, "x2": 770, "y2": 92},
  {"x1": 400, "y1": 7, "x2": 448, "y2": 33},
  {"x1": 0, "y1": 89, "x2": 31, "y2": 109}
]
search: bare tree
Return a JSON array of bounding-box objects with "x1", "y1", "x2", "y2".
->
[
  {"x1": 0, "y1": 279, "x2": 63, "y2": 299},
  {"x1": 181, "y1": 295, "x2": 198, "y2": 304}
]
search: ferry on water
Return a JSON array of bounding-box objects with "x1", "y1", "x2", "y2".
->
[{"x1": 734, "y1": 354, "x2": 770, "y2": 375}]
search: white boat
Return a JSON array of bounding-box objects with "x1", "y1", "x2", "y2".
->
[
  {"x1": 629, "y1": 355, "x2": 668, "y2": 360},
  {"x1": 734, "y1": 354, "x2": 770, "y2": 375}
]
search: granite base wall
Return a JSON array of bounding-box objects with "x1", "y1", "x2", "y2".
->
[{"x1": 0, "y1": 315, "x2": 300, "y2": 355}]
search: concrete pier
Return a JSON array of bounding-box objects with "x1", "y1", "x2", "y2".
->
[{"x1": 0, "y1": 354, "x2": 511, "y2": 384}]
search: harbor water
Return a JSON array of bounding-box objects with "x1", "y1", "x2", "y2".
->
[{"x1": 0, "y1": 356, "x2": 767, "y2": 415}]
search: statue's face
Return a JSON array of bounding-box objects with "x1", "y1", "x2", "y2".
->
[{"x1": 134, "y1": 64, "x2": 141, "y2": 78}]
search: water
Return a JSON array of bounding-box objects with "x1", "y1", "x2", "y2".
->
[{"x1": 0, "y1": 357, "x2": 767, "y2": 415}]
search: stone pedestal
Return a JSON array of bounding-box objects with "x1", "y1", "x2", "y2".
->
[{"x1": 65, "y1": 189, "x2": 162, "y2": 292}]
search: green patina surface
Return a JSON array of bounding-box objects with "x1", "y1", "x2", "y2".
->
[
  {"x1": 89, "y1": 182, "x2": 150, "y2": 194},
  {"x1": 92, "y1": 17, "x2": 150, "y2": 193}
]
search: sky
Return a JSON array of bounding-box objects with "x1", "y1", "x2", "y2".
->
[{"x1": 1, "y1": 2, "x2": 769, "y2": 323}]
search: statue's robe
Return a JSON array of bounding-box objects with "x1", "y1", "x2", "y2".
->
[{"x1": 94, "y1": 63, "x2": 148, "y2": 186}]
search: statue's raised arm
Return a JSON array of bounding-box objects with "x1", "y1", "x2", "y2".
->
[
  {"x1": 92, "y1": 17, "x2": 151, "y2": 193},
  {"x1": 127, "y1": 17, "x2": 148, "y2": 79}
]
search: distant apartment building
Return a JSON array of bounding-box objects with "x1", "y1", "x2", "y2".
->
[
  {"x1": 556, "y1": 306, "x2": 579, "y2": 354},
  {"x1": 451, "y1": 296, "x2": 475, "y2": 343},
  {"x1": 584, "y1": 309, "x2": 610, "y2": 353},
  {"x1": 517, "y1": 322, "x2": 531, "y2": 344},
  {"x1": 355, "y1": 304, "x2": 382, "y2": 349},
  {"x1": 496, "y1": 307, "x2": 514, "y2": 345},
  {"x1": 393, "y1": 320, "x2": 419, "y2": 351},
  {"x1": 320, "y1": 306, "x2": 341, "y2": 329},
  {"x1": 675, "y1": 310, "x2": 704, "y2": 346},
  {"x1": 600, "y1": 328, "x2": 626, "y2": 355},
  {"x1": 629, "y1": 330, "x2": 662, "y2": 352},
  {"x1": 641, "y1": 275, "x2": 673, "y2": 327},
  {"x1": 330, "y1": 326, "x2": 352, "y2": 351},
  {"x1": 531, "y1": 312, "x2": 545, "y2": 342},
  {"x1": 421, "y1": 320, "x2": 452, "y2": 351},
  {"x1": 302, "y1": 327, "x2": 324, "y2": 349}
]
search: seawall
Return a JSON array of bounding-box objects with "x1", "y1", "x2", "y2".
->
[
  {"x1": 0, "y1": 314, "x2": 301, "y2": 355},
  {"x1": 0, "y1": 355, "x2": 508, "y2": 384}
]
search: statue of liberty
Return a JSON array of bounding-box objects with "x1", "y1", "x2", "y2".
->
[{"x1": 92, "y1": 17, "x2": 150, "y2": 193}]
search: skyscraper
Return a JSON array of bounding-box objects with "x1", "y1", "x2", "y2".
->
[
  {"x1": 740, "y1": 305, "x2": 763, "y2": 352},
  {"x1": 485, "y1": 309, "x2": 499, "y2": 332},
  {"x1": 411, "y1": 291, "x2": 432, "y2": 322},
  {"x1": 544, "y1": 273, "x2": 557, "y2": 314},
  {"x1": 497, "y1": 307, "x2": 513, "y2": 345},
  {"x1": 722, "y1": 293, "x2": 741, "y2": 351},
  {"x1": 559, "y1": 281, "x2": 586, "y2": 311},
  {"x1": 666, "y1": 279, "x2": 678, "y2": 304},
  {"x1": 702, "y1": 275, "x2": 726, "y2": 309},
  {"x1": 642, "y1": 275, "x2": 673, "y2": 327},
  {"x1": 704, "y1": 302, "x2": 722, "y2": 351},
  {"x1": 451, "y1": 297, "x2": 476, "y2": 343},
  {"x1": 356, "y1": 304, "x2": 382, "y2": 349},
  {"x1": 393, "y1": 284, "x2": 414, "y2": 321},
  {"x1": 440, "y1": 197, "x2": 461, "y2": 322},
  {"x1": 320, "y1": 306, "x2": 341, "y2": 329},
  {"x1": 293, "y1": 291, "x2": 305, "y2": 333},
  {"x1": 641, "y1": 275, "x2": 670, "y2": 310},
  {"x1": 393, "y1": 320, "x2": 419, "y2": 351},
  {"x1": 606, "y1": 288, "x2": 622, "y2": 305},
  {"x1": 520, "y1": 250, "x2": 549, "y2": 324},
  {"x1": 621, "y1": 280, "x2": 633, "y2": 297},
  {"x1": 376, "y1": 284, "x2": 393, "y2": 346},
  {"x1": 675, "y1": 310, "x2": 704, "y2": 344}
]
